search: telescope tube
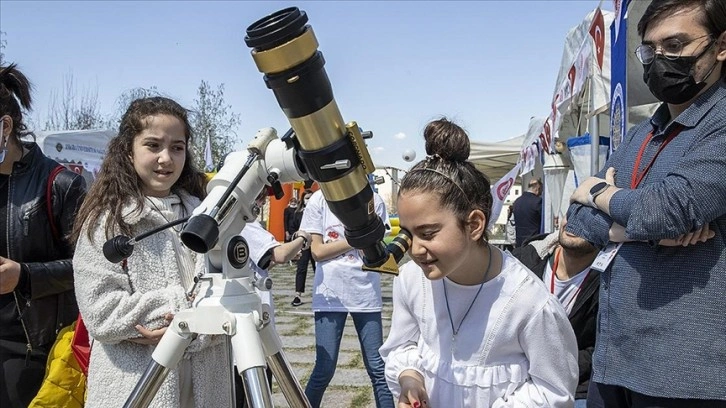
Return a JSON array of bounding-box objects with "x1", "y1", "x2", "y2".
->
[{"x1": 245, "y1": 7, "x2": 389, "y2": 267}]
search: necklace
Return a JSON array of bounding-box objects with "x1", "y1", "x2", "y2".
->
[{"x1": 442, "y1": 244, "x2": 494, "y2": 348}]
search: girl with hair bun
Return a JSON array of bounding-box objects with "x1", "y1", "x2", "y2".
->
[{"x1": 379, "y1": 118, "x2": 579, "y2": 407}]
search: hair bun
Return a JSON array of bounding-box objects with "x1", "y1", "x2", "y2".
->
[{"x1": 423, "y1": 118, "x2": 470, "y2": 163}]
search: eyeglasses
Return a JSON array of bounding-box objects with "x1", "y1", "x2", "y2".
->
[{"x1": 635, "y1": 34, "x2": 712, "y2": 64}]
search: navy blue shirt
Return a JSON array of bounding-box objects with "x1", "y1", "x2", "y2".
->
[
  {"x1": 512, "y1": 192, "x2": 542, "y2": 247},
  {"x1": 566, "y1": 80, "x2": 726, "y2": 399}
]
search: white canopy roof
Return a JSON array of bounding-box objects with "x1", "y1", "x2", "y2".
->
[{"x1": 469, "y1": 134, "x2": 525, "y2": 183}]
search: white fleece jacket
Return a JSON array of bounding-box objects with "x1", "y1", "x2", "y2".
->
[{"x1": 73, "y1": 190, "x2": 232, "y2": 408}]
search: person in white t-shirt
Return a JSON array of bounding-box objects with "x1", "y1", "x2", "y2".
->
[
  {"x1": 299, "y1": 189, "x2": 394, "y2": 408},
  {"x1": 379, "y1": 118, "x2": 578, "y2": 408},
  {"x1": 233, "y1": 196, "x2": 311, "y2": 408}
]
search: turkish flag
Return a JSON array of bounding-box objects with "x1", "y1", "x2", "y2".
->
[{"x1": 589, "y1": 8, "x2": 605, "y2": 70}]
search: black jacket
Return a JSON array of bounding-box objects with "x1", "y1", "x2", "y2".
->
[
  {"x1": 1, "y1": 142, "x2": 86, "y2": 349},
  {"x1": 284, "y1": 207, "x2": 303, "y2": 236},
  {"x1": 511, "y1": 233, "x2": 599, "y2": 399},
  {"x1": 512, "y1": 192, "x2": 542, "y2": 247}
]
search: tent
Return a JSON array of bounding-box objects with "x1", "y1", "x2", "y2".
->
[
  {"x1": 34, "y1": 129, "x2": 116, "y2": 184},
  {"x1": 517, "y1": 7, "x2": 616, "y2": 233},
  {"x1": 469, "y1": 134, "x2": 526, "y2": 183}
]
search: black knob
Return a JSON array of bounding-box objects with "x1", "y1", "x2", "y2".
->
[{"x1": 103, "y1": 236, "x2": 134, "y2": 264}]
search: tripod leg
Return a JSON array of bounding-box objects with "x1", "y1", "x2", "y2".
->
[
  {"x1": 260, "y1": 322, "x2": 311, "y2": 408},
  {"x1": 232, "y1": 312, "x2": 273, "y2": 408},
  {"x1": 124, "y1": 325, "x2": 193, "y2": 408}
]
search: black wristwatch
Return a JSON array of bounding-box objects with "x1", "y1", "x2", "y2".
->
[
  {"x1": 587, "y1": 181, "x2": 610, "y2": 208},
  {"x1": 293, "y1": 231, "x2": 310, "y2": 251}
]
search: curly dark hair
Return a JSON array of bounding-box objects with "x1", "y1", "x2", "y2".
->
[{"x1": 72, "y1": 97, "x2": 207, "y2": 243}]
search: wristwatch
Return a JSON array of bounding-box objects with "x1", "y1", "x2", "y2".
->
[
  {"x1": 587, "y1": 181, "x2": 610, "y2": 208},
  {"x1": 292, "y1": 231, "x2": 311, "y2": 251}
]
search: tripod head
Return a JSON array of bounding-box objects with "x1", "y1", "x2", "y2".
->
[{"x1": 180, "y1": 127, "x2": 306, "y2": 276}]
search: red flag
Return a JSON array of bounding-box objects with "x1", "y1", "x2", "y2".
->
[{"x1": 589, "y1": 9, "x2": 605, "y2": 70}]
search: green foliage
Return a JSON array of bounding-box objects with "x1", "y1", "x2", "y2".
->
[{"x1": 189, "y1": 80, "x2": 240, "y2": 172}]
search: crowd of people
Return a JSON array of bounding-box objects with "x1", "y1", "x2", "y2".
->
[{"x1": 1, "y1": 0, "x2": 725, "y2": 406}]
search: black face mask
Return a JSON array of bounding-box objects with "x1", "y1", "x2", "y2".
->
[{"x1": 643, "y1": 40, "x2": 717, "y2": 105}]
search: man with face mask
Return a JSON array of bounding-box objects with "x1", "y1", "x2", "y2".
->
[{"x1": 564, "y1": 0, "x2": 726, "y2": 407}]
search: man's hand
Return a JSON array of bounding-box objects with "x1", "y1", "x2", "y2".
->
[
  {"x1": 659, "y1": 224, "x2": 715, "y2": 247},
  {"x1": 129, "y1": 313, "x2": 174, "y2": 345},
  {"x1": 0, "y1": 257, "x2": 22, "y2": 295},
  {"x1": 570, "y1": 168, "x2": 618, "y2": 207},
  {"x1": 398, "y1": 370, "x2": 431, "y2": 408}
]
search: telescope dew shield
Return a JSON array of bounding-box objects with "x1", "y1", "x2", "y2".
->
[{"x1": 245, "y1": 7, "x2": 387, "y2": 267}]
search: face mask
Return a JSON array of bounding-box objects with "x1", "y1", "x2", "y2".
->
[
  {"x1": 0, "y1": 119, "x2": 6, "y2": 164},
  {"x1": 643, "y1": 40, "x2": 717, "y2": 105}
]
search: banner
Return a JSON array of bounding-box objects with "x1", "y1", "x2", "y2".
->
[
  {"x1": 534, "y1": 7, "x2": 610, "y2": 154},
  {"x1": 609, "y1": 0, "x2": 630, "y2": 153},
  {"x1": 520, "y1": 144, "x2": 539, "y2": 175},
  {"x1": 488, "y1": 161, "x2": 521, "y2": 230}
]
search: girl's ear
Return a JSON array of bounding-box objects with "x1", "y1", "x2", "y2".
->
[
  {"x1": 466, "y1": 209, "x2": 487, "y2": 242},
  {"x1": 1, "y1": 115, "x2": 12, "y2": 138}
]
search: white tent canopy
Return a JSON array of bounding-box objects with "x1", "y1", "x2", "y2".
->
[{"x1": 469, "y1": 134, "x2": 525, "y2": 183}]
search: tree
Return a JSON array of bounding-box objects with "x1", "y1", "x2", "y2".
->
[
  {"x1": 44, "y1": 72, "x2": 110, "y2": 131},
  {"x1": 189, "y1": 80, "x2": 240, "y2": 172},
  {"x1": 0, "y1": 31, "x2": 7, "y2": 64},
  {"x1": 108, "y1": 86, "x2": 161, "y2": 127}
]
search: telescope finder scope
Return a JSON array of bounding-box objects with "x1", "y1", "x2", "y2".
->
[{"x1": 245, "y1": 7, "x2": 388, "y2": 267}]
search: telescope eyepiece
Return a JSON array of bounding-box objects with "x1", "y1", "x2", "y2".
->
[
  {"x1": 245, "y1": 7, "x2": 308, "y2": 51},
  {"x1": 180, "y1": 214, "x2": 220, "y2": 254}
]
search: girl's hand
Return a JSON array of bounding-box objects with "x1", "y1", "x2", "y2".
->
[
  {"x1": 129, "y1": 313, "x2": 174, "y2": 345},
  {"x1": 398, "y1": 370, "x2": 431, "y2": 408}
]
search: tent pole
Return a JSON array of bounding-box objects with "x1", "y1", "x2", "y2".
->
[{"x1": 589, "y1": 82, "x2": 601, "y2": 176}]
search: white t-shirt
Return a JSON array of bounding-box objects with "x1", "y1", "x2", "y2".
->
[
  {"x1": 239, "y1": 221, "x2": 280, "y2": 316},
  {"x1": 543, "y1": 261, "x2": 591, "y2": 315},
  {"x1": 379, "y1": 250, "x2": 579, "y2": 407},
  {"x1": 299, "y1": 190, "x2": 389, "y2": 313}
]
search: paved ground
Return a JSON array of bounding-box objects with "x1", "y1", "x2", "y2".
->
[{"x1": 264, "y1": 260, "x2": 399, "y2": 408}]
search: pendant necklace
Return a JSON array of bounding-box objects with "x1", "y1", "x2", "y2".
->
[{"x1": 442, "y1": 244, "x2": 493, "y2": 353}]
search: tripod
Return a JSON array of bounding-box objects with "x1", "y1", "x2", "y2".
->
[{"x1": 123, "y1": 233, "x2": 311, "y2": 408}]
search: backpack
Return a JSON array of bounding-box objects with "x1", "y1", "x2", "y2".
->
[{"x1": 46, "y1": 165, "x2": 91, "y2": 376}]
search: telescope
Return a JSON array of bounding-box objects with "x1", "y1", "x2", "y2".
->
[
  {"x1": 245, "y1": 6, "x2": 406, "y2": 273},
  {"x1": 117, "y1": 7, "x2": 412, "y2": 408}
]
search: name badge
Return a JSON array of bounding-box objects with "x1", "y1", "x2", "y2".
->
[{"x1": 591, "y1": 242, "x2": 623, "y2": 272}]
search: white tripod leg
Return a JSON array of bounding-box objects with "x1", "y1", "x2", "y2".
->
[
  {"x1": 232, "y1": 312, "x2": 273, "y2": 407},
  {"x1": 123, "y1": 320, "x2": 194, "y2": 408},
  {"x1": 259, "y1": 311, "x2": 311, "y2": 408}
]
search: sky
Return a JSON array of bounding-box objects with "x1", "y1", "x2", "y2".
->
[{"x1": 0, "y1": 0, "x2": 611, "y2": 171}]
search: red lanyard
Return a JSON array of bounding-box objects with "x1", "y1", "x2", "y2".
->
[
  {"x1": 550, "y1": 248, "x2": 590, "y2": 312},
  {"x1": 630, "y1": 124, "x2": 684, "y2": 189}
]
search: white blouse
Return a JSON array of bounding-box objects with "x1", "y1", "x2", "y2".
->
[{"x1": 379, "y1": 250, "x2": 578, "y2": 407}]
